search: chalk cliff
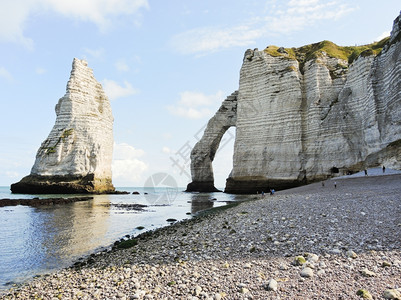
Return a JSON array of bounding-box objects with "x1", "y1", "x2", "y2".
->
[
  {"x1": 188, "y1": 12, "x2": 401, "y2": 193},
  {"x1": 11, "y1": 58, "x2": 115, "y2": 194}
]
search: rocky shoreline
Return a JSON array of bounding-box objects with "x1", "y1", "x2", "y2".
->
[
  {"x1": 2, "y1": 174, "x2": 401, "y2": 299},
  {"x1": 0, "y1": 196, "x2": 93, "y2": 207}
]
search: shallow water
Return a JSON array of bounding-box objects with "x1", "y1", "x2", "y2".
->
[{"x1": 0, "y1": 186, "x2": 251, "y2": 289}]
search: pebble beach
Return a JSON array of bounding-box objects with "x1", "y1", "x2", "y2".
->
[{"x1": 2, "y1": 172, "x2": 401, "y2": 299}]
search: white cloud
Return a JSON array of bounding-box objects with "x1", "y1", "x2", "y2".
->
[
  {"x1": 5, "y1": 171, "x2": 20, "y2": 178},
  {"x1": 112, "y1": 142, "x2": 148, "y2": 185},
  {"x1": 170, "y1": 25, "x2": 262, "y2": 55},
  {"x1": 167, "y1": 90, "x2": 224, "y2": 119},
  {"x1": 102, "y1": 79, "x2": 138, "y2": 100},
  {"x1": 0, "y1": 0, "x2": 149, "y2": 47},
  {"x1": 0, "y1": 1, "x2": 34, "y2": 49},
  {"x1": 0, "y1": 67, "x2": 13, "y2": 82},
  {"x1": 170, "y1": 0, "x2": 355, "y2": 55},
  {"x1": 162, "y1": 133, "x2": 172, "y2": 140},
  {"x1": 375, "y1": 31, "x2": 390, "y2": 42},
  {"x1": 115, "y1": 60, "x2": 130, "y2": 72},
  {"x1": 162, "y1": 146, "x2": 172, "y2": 154},
  {"x1": 35, "y1": 67, "x2": 46, "y2": 75},
  {"x1": 83, "y1": 47, "x2": 105, "y2": 60}
]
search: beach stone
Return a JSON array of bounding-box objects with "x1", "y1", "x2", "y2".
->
[
  {"x1": 317, "y1": 269, "x2": 326, "y2": 276},
  {"x1": 357, "y1": 289, "x2": 373, "y2": 299},
  {"x1": 346, "y1": 250, "x2": 358, "y2": 259},
  {"x1": 383, "y1": 289, "x2": 401, "y2": 299},
  {"x1": 294, "y1": 256, "x2": 306, "y2": 266},
  {"x1": 360, "y1": 268, "x2": 376, "y2": 277},
  {"x1": 382, "y1": 261, "x2": 392, "y2": 267},
  {"x1": 214, "y1": 293, "x2": 222, "y2": 300},
  {"x1": 300, "y1": 267, "x2": 314, "y2": 278},
  {"x1": 265, "y1": 279, "x2": 278, "y2": 291},
  {"x1": 244, "y1": 263, "x2": 252, "y2": 269},
  {"x1": 306, "y1": 253, "x2": 319, "y2": 263},
  {"x1": 330, "y1": 249, "x2": 342, "y2": 255},
  {"x1": 193, "y1": 285, "x2": 202, "y2": 296}
]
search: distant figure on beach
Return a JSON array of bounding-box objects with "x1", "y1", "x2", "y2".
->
[
  {"x1": 322, "y1": 181, "x2": 325, "y2": 187},
  {"x1": 334, "y1": 181, "x2": 337, "y2": 189},
  {"x1": 270, "y1": 189, "x2": 275, "y2": 195},
  {"x1": 364, "y1": 169, "x2": 368, "y2": 176},
  {"x1": 261, "y1": 191, "x2": 265, "y2": 198},
  {"x1": 383, "y1": 165, "x2": 386, "y2": 173}
]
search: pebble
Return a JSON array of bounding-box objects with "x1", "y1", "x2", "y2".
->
[
  {"x1": 300, "y1": 267, "x2": 314, "y2": 278},
  {"x1": 265, "y1": 279, "x2": 278, "y2": 291},
  {"x1": 346, "y1": 250, "x2": 358, "y2": 259},
  {"x1": 294, "y1": 256, "x2": 306, "y2": 266},
  {"x1": 383, "y1": 289, "x2": 401, "y2": 299},
  {"x1": 306, "y1": 253, "x2": 319, "y2": 263},
  {"x1": 357, "y1": 289, "x2": 373, "y2": 299},
  {"x1": 360, "y1": 268, "x2": 376, "y2": 277}
]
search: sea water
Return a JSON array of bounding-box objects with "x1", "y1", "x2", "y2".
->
[{"x1": 0, "y1": 186, "x2": 251, "y2": 290}]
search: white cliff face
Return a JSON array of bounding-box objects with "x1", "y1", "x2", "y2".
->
[
  {"x1": 32, "y1": 58, "x2": 113, "y2": 179},
  {"x1": 12, "y1": 58, "x2": 114, "y2": 193},
  {"x1": 189, "y1": 12, "x2": 401, "y2": 193}
]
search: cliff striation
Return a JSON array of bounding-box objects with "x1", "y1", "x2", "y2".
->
[
  {"x1": 188, "y1": 12, "x2": 401, "y2": 194},
  {"x1": 11, "y1": 58, "x2": 115, "y2": 194}
]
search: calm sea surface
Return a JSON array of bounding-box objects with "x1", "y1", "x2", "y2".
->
[{"x1": 0, "y1": 186, "x2": 251, "y2": 290}]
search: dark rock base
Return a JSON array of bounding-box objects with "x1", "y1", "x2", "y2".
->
[
  {"x1": 10, "y1": 174, "x2": 115, "y2": 194},
  {"x1": 185, "y1": 181, "x2": 221, "y2": 193},
  {"x1": 0, "y1": 197, "x2": 93, "y2": 207},
  {"x1": 224, "y1": 177, "x2": 307, "y2": 194}
]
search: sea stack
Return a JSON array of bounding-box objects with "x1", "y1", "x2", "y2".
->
[
  {"x1": 188, "y1": 11, "x2": 401, "y2": 194},
  {"x1": 11, "y1": 58, "x2": 115, "y2": 194}
]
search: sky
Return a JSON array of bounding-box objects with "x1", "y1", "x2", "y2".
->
[{"x1": 0, "y1": 0, "x2": 400, "y2": 189}]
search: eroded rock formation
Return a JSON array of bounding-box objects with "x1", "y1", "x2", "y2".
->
[
  {"x1": 188, "y1": 12, "x2": 401, "y2": 194},
  {"x1": 186, "y1": 91, "x2": 237, "y2": 192},
  {"x1": 11, "y1": 58, "x2": 115, "y2": 194}
]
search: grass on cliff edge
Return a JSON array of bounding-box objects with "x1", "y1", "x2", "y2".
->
[{"x1": 264, "y1": 37, "x2": 390, "y2": 65}]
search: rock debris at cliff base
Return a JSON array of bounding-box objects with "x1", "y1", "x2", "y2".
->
[{"x1": 3, "y1": 174, "x2": 401, "y2": 299}]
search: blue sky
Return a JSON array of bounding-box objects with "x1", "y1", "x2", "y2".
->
[{"x1": 0, "y1": 0, "x2": 399, "y2": 188}]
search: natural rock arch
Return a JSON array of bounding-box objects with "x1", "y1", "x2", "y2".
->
[{"x1": 186, "y1": 91, "x2": 237, "y2": 192}]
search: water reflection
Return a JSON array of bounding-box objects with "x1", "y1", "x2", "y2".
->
[
  {"x1": 189, "y1": 193, "x2": 216, "y2": 214},
  {"x1": 0, "y1": 187, "x2": 253, "y2": 289},
  {"x1": 37, "y1": 196, "x2": 110, "y2": 264},
  {"x1": 0, "y1": 196, "x2": 111, "y2": 286}
]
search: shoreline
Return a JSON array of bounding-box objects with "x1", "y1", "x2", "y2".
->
[
  {"x1": 0, "y1": 196, "x2": 93, "y2": 207},
  {"x1": 2, "y1": 174, "x2": 401, "y2": 299}
]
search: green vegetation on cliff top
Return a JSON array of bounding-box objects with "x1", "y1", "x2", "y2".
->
[{"x1": 264, "y1": 37, "x2": 390, "y2": 65}]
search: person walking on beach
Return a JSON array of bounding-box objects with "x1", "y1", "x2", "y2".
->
[
  {"x1": 383, "y1": 165, "x2": 386, "y2": 173},
  {"x1": 364, "y1": 169, "x2": 368, "y2": 176},
  {"x1": 334, "y1": 181, "x2": 337, "y2": 189}
]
